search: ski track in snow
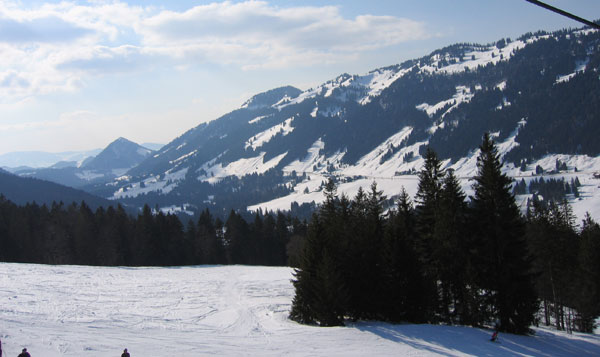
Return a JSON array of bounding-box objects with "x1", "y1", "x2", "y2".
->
[{"x1": 0, "y1": 264, "x2": 598, "y2": 356}]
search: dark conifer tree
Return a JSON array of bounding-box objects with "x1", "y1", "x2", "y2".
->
[
  {"x1": 274, "y1": 212, "x2": 291, "y2": 266},
  {"x1": 526, "y1": 199, "x2": 579, "y2": 330},
  {"x1": 290, "y1": 179, "x2": 348, "y2": 326},
  {"x1": 346, "y1": 186, "x2": 368, "y2": 319},
  {"x1": 363, "y1": 182, "x2": 386, "y2": 318},
  {"x1": 132, "y1": 204, "x2": 156, "y2": 265},
  {"x1": 72, "y1": 201, "x2": 97, "y2": 265},
  {"x1": 40, "y1": 202, "x2": 67, "y2": 264},
  {"x1": 471, "y1": 132, "x2": 538, "y2": 334},
  {"x1": 434, "y1": 170, "x2": 477, "y2": 324},
  {"x1": 381, "y1": 187, "x2": 433, "y2": 322},
  {"x1": 574, "y1": 213, "x2": 600, "y2": 332},
  {"x1": 290, "y1": 212, "x2": 322, "y2": 325},
  {"x1": 415, "y1": 147, "x2": 444, "y2": 258},
  {"x1": 163, "y1": 213, "x2": 185, "y2": 265},
  {"x1": 343, "y1": 183, "x2": 385, "y2": 320},
  {"x1": 113, "y1": 204, "x2": 132, "y2": 265},
  {"x1": 225, "y1": 210, "x2": 250, "y2": 264},
  {"x1": 250, "y1": 212, "x2": 265, "y2": 264},
  {"x1": 261, "y1": 213, "x2": 278, "y2": 265},
  {"x1": 184, "y1": 219, "x2": 198, "y2": 265},
  {"x1": 414, "y1": 147, "x2": 445, "y2": 319},
  {"x1": 197, "y1": 209, "x2": 224, "y2": 264},
  {"x1": 95, "y1": 206, "x2": 121, "y2": 266}
]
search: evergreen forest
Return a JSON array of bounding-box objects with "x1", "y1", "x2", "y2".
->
[
  {"x1": 1, "y1": 134, "x2": 599, "y2": 335},
  {"x1": 290, "y1": 134, "x2": 600, "y2": 335},
  {"x1": 0, "y1": 200, "x2": 306, "y2": 267}
]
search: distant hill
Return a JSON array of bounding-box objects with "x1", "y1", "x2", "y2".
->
[
  {"x1": 0, "y1": 169, "x2": 119, "y2": 210},
  {"x1": 11, "y1": 137, "x2": 154, "y2": 189},
  {"x1": 83, "y1": 137, "x2": 153, "y2": 171}
]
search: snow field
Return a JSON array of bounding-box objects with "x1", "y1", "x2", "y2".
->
[
  {"x1": 250, "y1": 117, "x2": 600, "y2": 225},
  {"x1": 0, "y1": 264, "x2": 599, "y2": 356}
]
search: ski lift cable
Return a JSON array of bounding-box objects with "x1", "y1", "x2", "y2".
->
[{"x1": 525, "y1": 0, "x2": 600, "y2": 30}]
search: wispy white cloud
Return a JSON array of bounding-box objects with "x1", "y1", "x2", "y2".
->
[
  {"x1": 0, "y1": 0, "x2": 431, "y2": 101},
  {"x1": 138, "y1": 1, "x2": 429, "y2": 68}
]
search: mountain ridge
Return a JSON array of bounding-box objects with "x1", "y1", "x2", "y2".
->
[
  {"x1": 9, "y1": 137, "x2": 154, "y2": 190},
  {"x1": 78, "y1": 26, "x2": 600, "y2": 221},
  {"x1": 0, "y1": 169, "x2": 118, "y2": 210}
]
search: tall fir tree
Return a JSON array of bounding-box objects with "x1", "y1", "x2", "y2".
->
[
  {"x1": 197, "y1": 209, "x2": 225, "y2": 264},
  {"x1": 415, "y1": 147, "x2": 446, "y2": 320},
  {"x1": 381, "y1": 187, "x2": 434, "y2": 323},
  {"x1": 471, "y1": 133, "x2": 538, "y2": 334},
  {"x1": 345, "y1": 183, "x2": 386, "y2": 320},
  {"x1": 573, "y1": 213, "x2": 600, "y2": 332},
  {"x1": 434, "y1": 170, "x2": 478, "y2": 324},
  {"x1": 290, "y1": 179, "x2": 348, "y2": 326},
  {"x1": 224, "y1": 210, "x2": 250, "y2": 264},
  {"x1": 290, "y1": 212, "x2": 323, "y2": 325},
  {"x1": 526, "y1": 199, "x2": 579, "y2": 330}
]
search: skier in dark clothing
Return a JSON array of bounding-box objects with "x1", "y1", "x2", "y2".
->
[
  {"x1": 490, "y1": 319, "x2": 500, "y2": 342},
  {"x1": 18, "y1": 348, "x2": 30, "y2": 357},
  {"x1": 121, "y1": 348, "x2": 130, "y2": 357}
]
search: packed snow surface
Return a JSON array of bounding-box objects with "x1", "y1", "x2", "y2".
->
[
  {"x1": 0, "y1": 263, "x2": 598, "y2": 356},
  {"x1": 245, "y1": 118, "x2": 294, "y2": 151},
  {"x1": 198, "y1": 152, "x2": 288, "y2": 184},
  {"x1": 111, "y1": 167, "x2": 188, "y2": 199},
  {"x1": 416, "y1": 86, "x2": 475, "y2": 119},
  {"x1": 249, "y1": 115, "x2": 600, "y2": 225}
]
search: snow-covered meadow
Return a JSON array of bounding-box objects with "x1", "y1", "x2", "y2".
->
[{"x1": 0, "y1": 263, "x2": 599, "y2": 356}]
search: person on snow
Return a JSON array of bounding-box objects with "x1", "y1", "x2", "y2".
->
[
  {"x1": 17, "y1": 348, "x2": 30, "y2": 357},
  {"x1": 121, "y1": 348, "x2": 130, "y2": 357},
  {"x1": 490, "y1": 319, "x2": 500, "y2": 342}
]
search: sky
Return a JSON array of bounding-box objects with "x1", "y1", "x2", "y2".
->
[{"x1": 1, "y1": 0, "x2": 600, "y2": 155}]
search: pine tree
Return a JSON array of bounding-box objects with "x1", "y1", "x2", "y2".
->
[
  {"x1": 573, "y1": 214, "x2": 600, "y2": 332},
  {"x1": 381, "y1": 187, "x2": 434, "y2": 322},
  {"x1": 290, "y1": 213, "x2": 322, "y2": 325},
  {"x1": 414, "y1": 147, "x2": 445, "y2": 318},
  {"x1": 471, "y1": 132, "x2": 538, "y2": 334},
  {"x1": 224, "y1": 210, "x2": 250, "y2": 264},
  {"x1": 345, "y1": 183, "x2": 386, "y2": 320},
  {"x1": 345, "y1": 186, "x2": 368, "y2": 319},
  {"x1": 132, "y1": 204, "x2": 156, "y2": 265},
  {"x1": 526, "y1": 200, "x2": 578, "y2": 330},
  {"x1": 197, "y1": 209, "x2": 224, "y2": 264},
  {"x1": 434, "y1": 170, "x2": 477, "y2": 324},
  {"x1": 290, "y1": 179, "x2": 348, "y2": 326}
]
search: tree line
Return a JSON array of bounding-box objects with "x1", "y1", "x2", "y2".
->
[
  {"x1": 0, "y1": 200, "x2": 306, "y2": 267},
  {"x1": 1, "y1": 133, "x2": 598, "y2": 334},
  {"x1": 290, "y1": 133, "x2": 600, "y2": 334}
]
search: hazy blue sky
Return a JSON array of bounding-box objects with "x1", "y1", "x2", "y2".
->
[{"x1": 1, "y1": 0, "x2": 599, "y2": 154}]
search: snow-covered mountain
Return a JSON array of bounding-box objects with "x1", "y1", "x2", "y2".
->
[
  {"x1": 14, "y1": 138, "x2": 154, "y2": 189},
  {"x1": 83, "y1": 137, "x2": 153, "y2": 172},
  {"x1": 92, "y1": 26, "x2": 600, "y2": 221}
]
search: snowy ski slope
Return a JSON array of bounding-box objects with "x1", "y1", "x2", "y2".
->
[{"x1": 0, "y1": 263, "x2": 599, "y2": 356}]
